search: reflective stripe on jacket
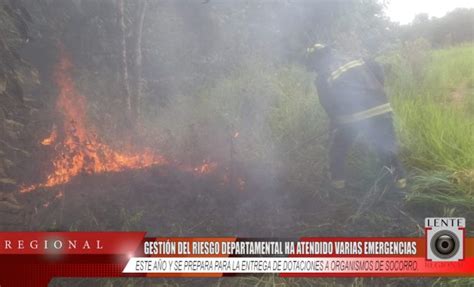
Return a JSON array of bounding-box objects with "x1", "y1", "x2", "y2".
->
[
  {"x1": 335, "y1": 103, "x2": 392, "y2": 124},
  {"x1": 327, "y1": 59, "x2": 365, "y2": 83},
  {"x1": 317, "y1": 57, "x2": 392, "y2": 124}
]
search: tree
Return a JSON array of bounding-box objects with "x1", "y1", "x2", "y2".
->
[{"x1": 400, "y1": 8, "x2": 474, "y2": 47}]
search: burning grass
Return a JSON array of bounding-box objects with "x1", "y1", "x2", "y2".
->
[{"x1": 20, "y1": 47, "x2": 222, "y2": 194}]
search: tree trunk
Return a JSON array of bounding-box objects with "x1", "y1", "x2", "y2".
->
[
  {"x1": 133, "y1": 0, "x2": 147, "y2": 124},
  {"x1": 118, "y1": 0, "x2": 132, "y2": 126}
]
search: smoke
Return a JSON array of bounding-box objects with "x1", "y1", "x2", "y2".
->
[
  {"x1": 127, "y1": 2, "x2": 381, "y2": 227},
  {"x1": 18, "y1": 0, "x2": 393, "y2": 235}
]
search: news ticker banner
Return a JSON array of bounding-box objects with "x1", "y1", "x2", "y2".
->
[{"x1": 0, "y1": 218, "x2": 472, "y2": 286}]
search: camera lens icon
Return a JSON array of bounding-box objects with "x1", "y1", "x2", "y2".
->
[{"x1": 430, "y1": 230, "x2": 460, "y2": 259}]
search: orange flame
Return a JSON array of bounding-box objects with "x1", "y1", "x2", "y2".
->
[
  {"x1": 21, "y1": 48, "x2": 167, "y2": 193},
  {"x1": 41, "y1": 125, "x2": 57, "y2": 146},
  {"x1": 193, "y1": 160, "x2": 218, "y2": 175}
]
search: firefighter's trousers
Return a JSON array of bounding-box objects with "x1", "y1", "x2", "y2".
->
[{"x1": 328, "y1": 114, "x2": 405, "y2": 183}]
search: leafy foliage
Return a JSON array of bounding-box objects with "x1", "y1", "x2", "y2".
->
[{"x1": 401, "y1": 8, "x2": 474, "y2": 47}]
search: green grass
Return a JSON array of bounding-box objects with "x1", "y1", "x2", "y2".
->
[
  {"x1": 422, "y1": 45, "x2": 474, "y2": 101},
  {"x1": 393, "y1": 97, "x2": 474, "y2": 171},
  {"x1": 385, "y1": 43, "x2": 474, "y2": 217}
]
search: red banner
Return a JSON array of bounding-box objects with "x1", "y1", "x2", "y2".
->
[{"x1": 0, "y1": 233, "x2": 472, "y2": 286}]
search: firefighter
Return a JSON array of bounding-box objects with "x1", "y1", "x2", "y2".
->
[{"x1": 305, "y1": 43, "x2": 406, "y2": 190}]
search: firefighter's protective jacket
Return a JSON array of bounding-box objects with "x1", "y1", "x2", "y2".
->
[{"x1": 316, "y1": 57, "x2": 392, "y2": 125}]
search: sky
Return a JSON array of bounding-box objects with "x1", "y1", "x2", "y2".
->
[{"x1": 384, "y1": 0, "x2": 474, "y2": 24}]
